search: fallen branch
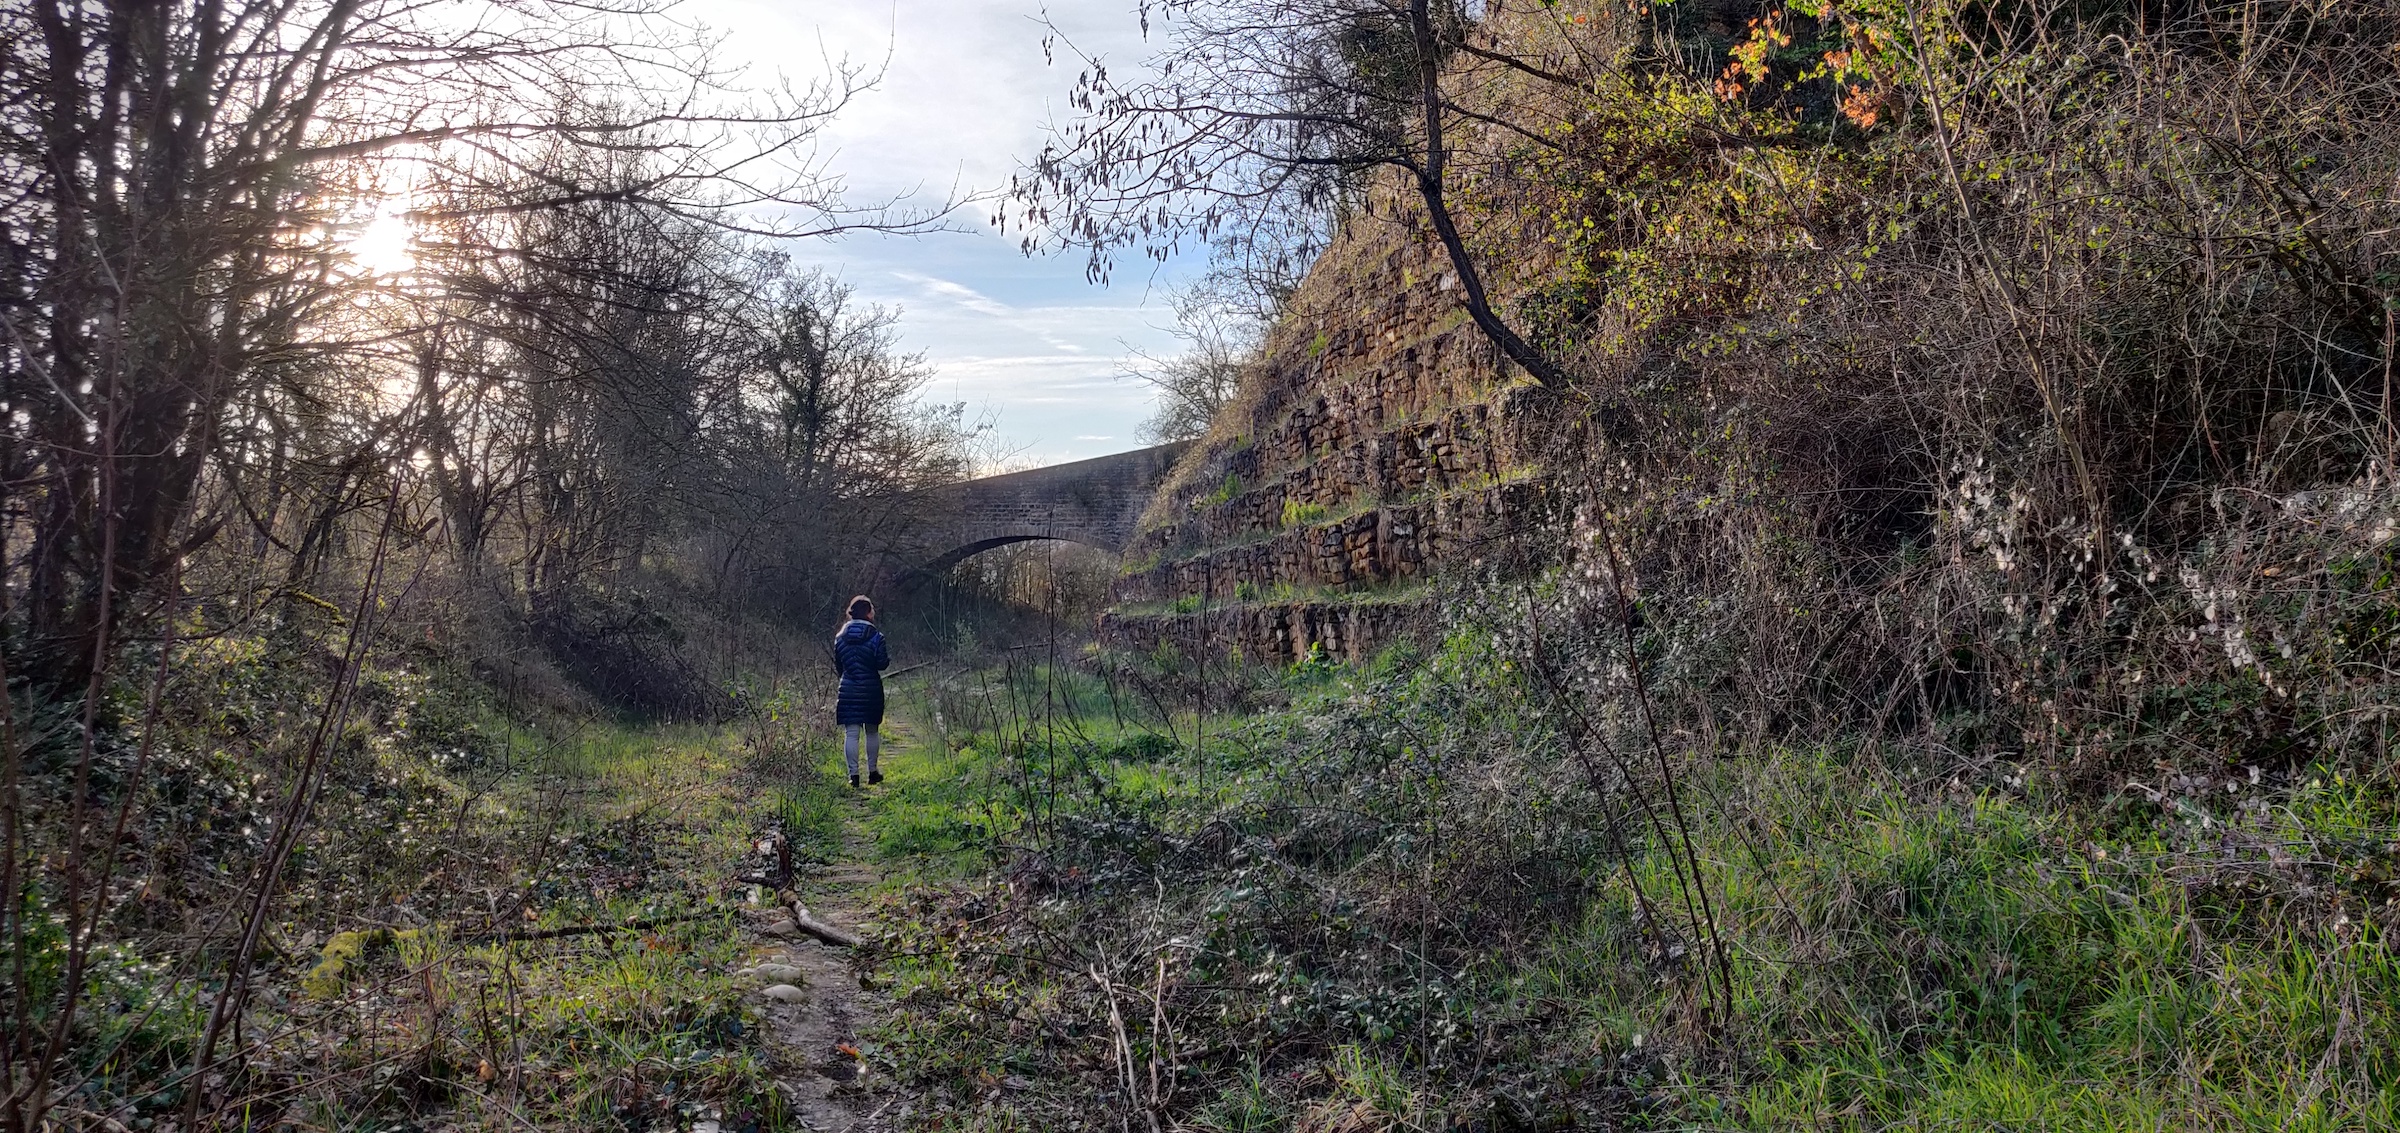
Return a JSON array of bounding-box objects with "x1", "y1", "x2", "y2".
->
[
  {"x1": 1091, "y1": 962, "x2": 1165, "y2": 1133},
  {"x1": 460, "y1": 910, "x2": 719, "y2": 945},
  {"x1": 777, "y1": 899, "x2": 866, "y2": 949}
]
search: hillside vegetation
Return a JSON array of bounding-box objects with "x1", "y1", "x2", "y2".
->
[
  {"x1": 6, "y1": 1, "x2": 2400, "y2": 1131},
  {"x1": 886, "y1": 0, "x2": 2400, "y2": 1128},
  {"x1": 875, "y1": 625, "x2": 2395, "y2": 1129}
]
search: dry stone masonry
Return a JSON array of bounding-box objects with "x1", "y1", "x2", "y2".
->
[{"x1": 1102, "y1": 213, "x2": 1567, "y2": 663}]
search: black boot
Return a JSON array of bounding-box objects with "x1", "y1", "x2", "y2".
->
[
  {"x1": 849, "y1": 774, "x2": 860, "y2": 789},
  {"x1": 868, "y1": 769, "x2": 884, "y2": 785}
]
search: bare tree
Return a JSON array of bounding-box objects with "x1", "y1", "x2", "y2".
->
[
  {"x1": 709, "y1": 268, "x2": 983, "y2": 623},
  {"x1": 0, "y1": 3, "x2": 950, "y2": 1127},
  {"x1": 1011, "y1": 0, "x2": 1593, "y2": 388},
  {"x1": 755, "y1": 271, "x2": 952, "y2": 497},
  {"x1": 0, "y1": 0, "x2": 945, "y2": 689},
  {"x1": 1125, "y1": 282, "x2": 1261, "y2": 444}
]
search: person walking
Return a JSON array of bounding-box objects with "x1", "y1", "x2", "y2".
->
[{"x1": 832, "y1": 595, "x2": 890, "y2": 788}]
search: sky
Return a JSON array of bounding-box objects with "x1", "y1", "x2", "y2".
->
[{"x1": 686, "y1": 1, "x2": 1203, "y2": 467}]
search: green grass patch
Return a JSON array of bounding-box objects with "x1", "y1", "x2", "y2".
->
[
  {"x1": 255, "y1": 718, "x2": 816, "y2": 1130},
  {"x1": 870, "y1": 625, "x2": 2400, "y2": 1130}
]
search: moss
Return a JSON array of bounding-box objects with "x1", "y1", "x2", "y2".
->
[
  {"x1": 1120, "y1": 549, "x2": 1163, "y2": 576},
  {"x1": 1282, "y1": 499, "x2": 1330, "y2": 528}
]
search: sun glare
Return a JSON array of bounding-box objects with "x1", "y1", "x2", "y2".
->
[{"x1": 346, "y1": 210, "x2": 418, "y2": 277}]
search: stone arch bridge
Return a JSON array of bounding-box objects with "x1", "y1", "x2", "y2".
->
[{"x1": 909, "y1": 441, "x2": 1190, "y2": 573}]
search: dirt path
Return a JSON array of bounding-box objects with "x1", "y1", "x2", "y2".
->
[{"x1": 735, "y1": 734, "x2": 906, "y2": 1131}]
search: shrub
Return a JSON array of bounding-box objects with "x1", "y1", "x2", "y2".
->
[{"x1": 1281, "y1": 499, "x2": 1328, "y2": 528}]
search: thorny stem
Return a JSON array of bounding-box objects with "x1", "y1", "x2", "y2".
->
[
  {"x1": 2382, "y1": 304, "x2": 2396, "y2": 474},
  {"x1": 1590, "y1": 502, "x2": 1738, "y2": 1030},
  {"x1": 0, "y1": 634, "x2": 21, "y2": 1133},
  {"x1": 43, "y1": 564, "x2": 188, "y2": 1105},
  {"x1": 184, "y1": 470, "x2": 409, "y2": 1127},
  {"x1": 16, "y1": 356, "x2": 125, "y2": 1133},
  {"x1": 1520, "y1": 589, "x2": 1672, "y2": 974}
]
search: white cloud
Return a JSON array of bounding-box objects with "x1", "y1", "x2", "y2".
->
[
  {"x1": 682, "y1": 0, "x2": 1203, "y2": 465},
  {"x1": 890, "y1": 270, "x2": 1015, "y2": 319}
]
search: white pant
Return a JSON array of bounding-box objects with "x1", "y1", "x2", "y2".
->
[{"x1": 843, "y1": 724, "x2": 881, "y2": 778}]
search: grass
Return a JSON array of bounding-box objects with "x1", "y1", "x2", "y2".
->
[
  {"x1": 1534, "y1": 751, "x2": 2400, "y2": 1130},
  {"x1": 1281, "y1": 499, "x2": 1330, "y2": 528},
  {"x1": 859, "y1": 661, "x2": 1279, "y2": 879},
  {"x1": 94, "y1": 623, "x2": 2385, "y2": 1131},
  {"x1": 859, "y1": 729, "x2": 1001, "y2": 867},
  {"x1": 74, "y1": 688, "x2": 856, "y2": 1133},
  {"x1": 293, "y1": 723, "x2": 805, "y2": 1130},
  {"x1": 864, "y1": 631, "x2": 2400, "y2": 1132}
]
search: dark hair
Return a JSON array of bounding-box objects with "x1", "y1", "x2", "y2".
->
[{"x1": 846, "y1": 595, "x2": 876, "y2": 622}]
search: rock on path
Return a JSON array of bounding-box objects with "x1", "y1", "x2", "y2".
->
[{"x1": 739, "y1": 795, "x2": 901, "y2": 1130}]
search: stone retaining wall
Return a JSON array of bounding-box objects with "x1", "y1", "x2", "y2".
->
[
  {"x1": 1128, "y1": 383, "x2": 1559, "y2": 560},
  {"x1": 1099, "y1": 597, "x2": 1431, "y2": 666},
  {"x1": 1114, "y1": 478, "x2": 1553, "y2": 604},
  {"x1": 1102, "y1": 202, "x2": 1567, "y2": 660}
]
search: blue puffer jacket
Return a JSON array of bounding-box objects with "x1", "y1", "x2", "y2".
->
[{"x1": 832, "y1": 619, "x2": 889, "y2": 726}]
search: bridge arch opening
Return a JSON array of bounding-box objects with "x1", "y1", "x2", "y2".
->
[
  {"x1": 916, "y1": 533, "x2": 1117, "y2": 576},
  {"x1": 902, "y1": 536, "x2": 1123, "y2": 624}
]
